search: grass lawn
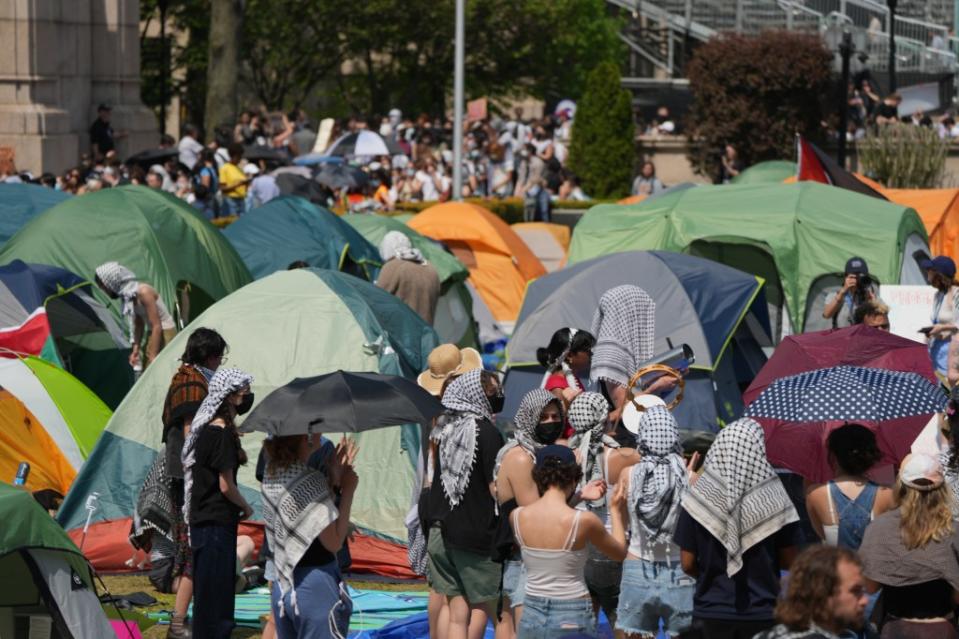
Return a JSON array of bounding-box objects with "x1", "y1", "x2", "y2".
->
[{"x1": 101, "y1": 573, "x2": 428, "y2": 639}]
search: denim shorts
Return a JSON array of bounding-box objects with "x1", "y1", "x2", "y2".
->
[
  {"x1": 503, "y1": 559, "x2": 527, "y2": 608},
  {"x1": 584, "y1": 543, "x2": 622, "y2": 619},
  {"x1": 517, "y1": 594, "x2": 597, "y2": 639},
  {"x1": 616, "y1": 558, "x2": 694, "y2": 635}
]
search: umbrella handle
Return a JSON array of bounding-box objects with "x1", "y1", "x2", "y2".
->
[{"x1": 627, "y1": 365, "x2": 685, "y2": 412}]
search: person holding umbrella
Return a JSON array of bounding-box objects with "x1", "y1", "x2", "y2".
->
[
  {"x1": 182, "y1": 368, "x2": 256, "y2": 639},
  {"x1": 262, "y1": 433, "x2": 359, "y2": 639}
]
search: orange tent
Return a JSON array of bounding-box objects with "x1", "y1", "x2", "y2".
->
[
  {"x1": 617, "y1": 194, "x2": 647, "y2": 205},
  {"x1": 409, "y1": 202, "x2": 546, "y2": 324},
  {"x1": 881, "y1": 189, "x2": 959, "y2": 263}
]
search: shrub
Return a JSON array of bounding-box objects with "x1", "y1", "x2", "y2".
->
[
  {"x1": 858, "y1": 124, "x2": 947, "y2": 188},
  {"x1": 685, "y1": 31, "x2": 833, "y2": 181},
  {"x1": 567, "y1": 62, "x2": 635, "y2": 199}
]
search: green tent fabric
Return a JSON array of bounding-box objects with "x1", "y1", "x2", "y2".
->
[
  {"x1": 568, "y1": 182, "x2": 928, "y2": 331},
  {"x1": 0, "y1": 482, "x2": 80, "y2": 561},
  {"x1": 58, "y1": 269, "x2": 438, "y2": 547},
  {"x1": 224, "y1": 196, "x2": 382, "y2": 280},
  {"x1": 0, "y1": 183, "x2": 71, "y2": 247},
  {"x1": 343, "y1": 213, "x2": 468, "y2": 292},
  {"x1": 731, "y1": 160, "x2": 796, "y2": 185},
  {"x1": 0, "y1": 185, "x2": 252, "y2": 325}
]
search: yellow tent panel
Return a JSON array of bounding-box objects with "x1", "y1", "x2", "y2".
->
[{"x1": 0, "y1": 390, "x2": 75, "y2": 496}]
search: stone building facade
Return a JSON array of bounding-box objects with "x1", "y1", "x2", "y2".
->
[{"x1": 0, "y1": 0, "x2": 156, "y2": 175}]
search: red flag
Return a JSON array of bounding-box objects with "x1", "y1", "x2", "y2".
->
[
  {"x1": 795, "y1": 136, "x2": 886, "y2": 200},
  {"x1": 796, "y1": 136, "x2": 830, "y2": 184}
]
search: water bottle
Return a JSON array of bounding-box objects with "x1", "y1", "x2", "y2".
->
[
  {"x1": 13, "y1": 462, "x2": 30, "y2": 486},
  {"x1": 132, "y1": 361, "x2": 143, "y2": 381}
]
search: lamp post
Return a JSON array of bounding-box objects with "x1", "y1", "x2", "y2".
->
[
  {"x1": 838, "y1": 30, "x2": 853, "y2": 167},
  {"x1": 158, "y1": 0, "x2": 168, "y2": 136},
  {"x1": 888, "y1": 0, "x2": 898, "y2": 93},
  {"x1": 452, "y1": 0, "x2": 465, "y2": 201}
]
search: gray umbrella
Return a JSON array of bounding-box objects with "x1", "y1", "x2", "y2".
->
[{"x1": 316, "y1": 164, "x2": 369, "y2": 190}]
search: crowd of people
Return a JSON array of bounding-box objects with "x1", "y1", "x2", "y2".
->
[{"x1": 105, "y1": 231, "x2": 959, "y2": 639}]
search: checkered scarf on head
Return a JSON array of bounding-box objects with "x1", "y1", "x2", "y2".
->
[
  {"x1": 379, "y1": 230, "x2": 425, "y2": 264},
  {"x1": 539, "y1": 328, "x2": 584, "y2": 391},
  {"x1": 433, "y1": 369, "x2": 492, "y2": 507},
  {"x1": 568, "y1": 392, "x2": 619, "y2": 484},
  {"x1": 493, "y1": 389, "x2": 561, "y2": 487},
  {"x1": 95, "y1": 261, "x2": 140, "y2": 344},
  {"x1": 589, "y1": 286, "x2": 655, "y2": 389},
  {"x1": 181, "y1": 367, "x2": 253, "y2": 524},
  {"x1": 681, "y1": 418, "x2": 798, "y2": 576},
  {"x1": 628, "y1": 406, "x2": 688, "y2": 547}
]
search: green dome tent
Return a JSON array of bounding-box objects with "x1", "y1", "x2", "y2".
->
[
  {"x1": 225, "y1": 196, "x2": 382, "y2": 280},
  {"x1": 343, "y1": 213, "x2": 479, "y2": 348},
  {"x1": 730, "y1": 160, "x2": 796, "y2": 185},
  {"x1": 0, "y1": 185, "x2": 253, "y2": 407},
  {"x1": 568, "y1": 182, "x2": 929, "y2": 335},
  {"x1": 0, "y1": 483, "x2": 114, "y2": 638},
  {"x1": 57, "y1": 269, "x2": 438, "y2": 576}
]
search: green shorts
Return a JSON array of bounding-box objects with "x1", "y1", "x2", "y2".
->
[{"x1": 427, "y1": 526, "x2": 501, "y2": 604}]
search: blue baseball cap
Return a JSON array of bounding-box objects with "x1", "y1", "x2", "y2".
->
[
  {"x1": 534, "y1": 444, "x2": 576, "y2": 468},
  {"x1": 921, "y1": 255, "x2": 956, "y2": 279}
]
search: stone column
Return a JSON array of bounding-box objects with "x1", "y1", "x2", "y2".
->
[{"x1": 0, "y1": 0, "x2": 156, "y2": 176}]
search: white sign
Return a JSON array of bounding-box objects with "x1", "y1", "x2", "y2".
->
[{"x1": 879, "y1": 284, "x2": 937, "y2": 343}]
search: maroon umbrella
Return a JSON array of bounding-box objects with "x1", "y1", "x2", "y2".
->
[{"x1": 743, "y1": 325, "x2": 938, "y2": 482}]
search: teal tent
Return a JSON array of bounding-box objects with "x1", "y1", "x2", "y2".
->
[
  {"x1": 58, "y1": 269, "x2": 438, "y2": 572},
  {"x1": 224, "y1": 196, "x2": 382, "y2": 280},
  {"x1": 731, "y1": 160, "x2": 796, "y2": 185},
  {"x1": 0, "y1": 183, "x2": 71, "y2": 247}
]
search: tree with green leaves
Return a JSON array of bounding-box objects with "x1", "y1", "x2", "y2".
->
[
  {"x1": 205, "y1": 0, "x2": 244, "y2": 137},
  {"x1": 567, "y1": 62, "x2": 635, "y2": 199},
  {"x1": 685, "y1": 32, "x2": 832, "y2": 181}
]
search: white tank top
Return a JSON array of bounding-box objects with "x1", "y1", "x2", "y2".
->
[
  {"x1": 134, "y1": 293, "x2": 176, "y2": 330},
  {"x1": 512, "y1": 507, "x2": 589, "y2": 600}
]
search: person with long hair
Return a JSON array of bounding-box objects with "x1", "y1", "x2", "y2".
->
[
  {"x1": 922, "y1": 256, "x2": 959, "y2": 379},
  {"x1": 261, "y1": 433, "x2": 359, "y2": 639},
  {"x1": 181, "y1": 368, "x2": 256, "y2": 639},
  {"x1": 806, "y1": 424, "x2": 894, "y2": 550},
  {"x1": 859, "y1": 454, "x2": 959, "y2": 638},
  {"x1": 130, "y1": 327, "x2": 228, "y2": 639},
  {"x1": 754, "y1": 546, "x2": 870, "y2": 639},
  {"x1": 537, "y1": 327, "x2": 595, "y2": 406},
  {"x1": 512, "y1": 445, "x2": 628, "y2": 639},
  {"x1": 674, "y1": 418, "x2": 802, "y2": 638},
  {"x1": 568, "y1": 392, "x2": 640, "y2": 626},
  {"x1": 616, "y1": 406, "x2": 694, "y2": 637}
]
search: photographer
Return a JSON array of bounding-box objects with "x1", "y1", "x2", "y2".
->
[{"x1": 823, "y1": 257, "x2": 878, "y2": 328}]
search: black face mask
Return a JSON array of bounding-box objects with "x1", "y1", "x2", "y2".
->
[
  {"x1": 534, "y1": 421, "x2": 564, "y2": 445},
  {"x1": 236, "y1": 392, "x2": 255, "y2": 415},
  {"x1": 488, "y1": 393, "x2": 505, "y2": 415}
]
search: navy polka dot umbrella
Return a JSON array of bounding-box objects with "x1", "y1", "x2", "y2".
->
[
  {"x1": 746, "y1": 365, "x2": 945, "y2": 423},
  {"x1": 745, "y1": 365, "x2": 945, "y2": 481}
]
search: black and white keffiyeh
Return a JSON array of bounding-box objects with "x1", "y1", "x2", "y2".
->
[
  {"x1": 181, "y1": 367, "x2": 253, "y2": 524},
  {"x1": 262, "y1": 461, "x2": 338, "y2": 617},
  {"x1": 682, "y1": 418, "x2": 798, "y2": 576},
  {"x1": 493, "y1": 389, "x2": 561, "y2": 486},
  {"x1": 628, "y1": 406, "x2": 687, "y2": 547},
  {"x1": 568, "y1": 392, "x2": 619, "y2": 484},
  {"x1": 379, "y1": 230, "x2": 426, "y2": 264},
  {"x1": 589, "y1": 286, "x2": 655, "y2": 388},
  {"x1": 95, "y1": 261, "x2": 140, "y2": 344},
  {"x1": 433, "y1": 369, "x2": 491, "y2": 507}
]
